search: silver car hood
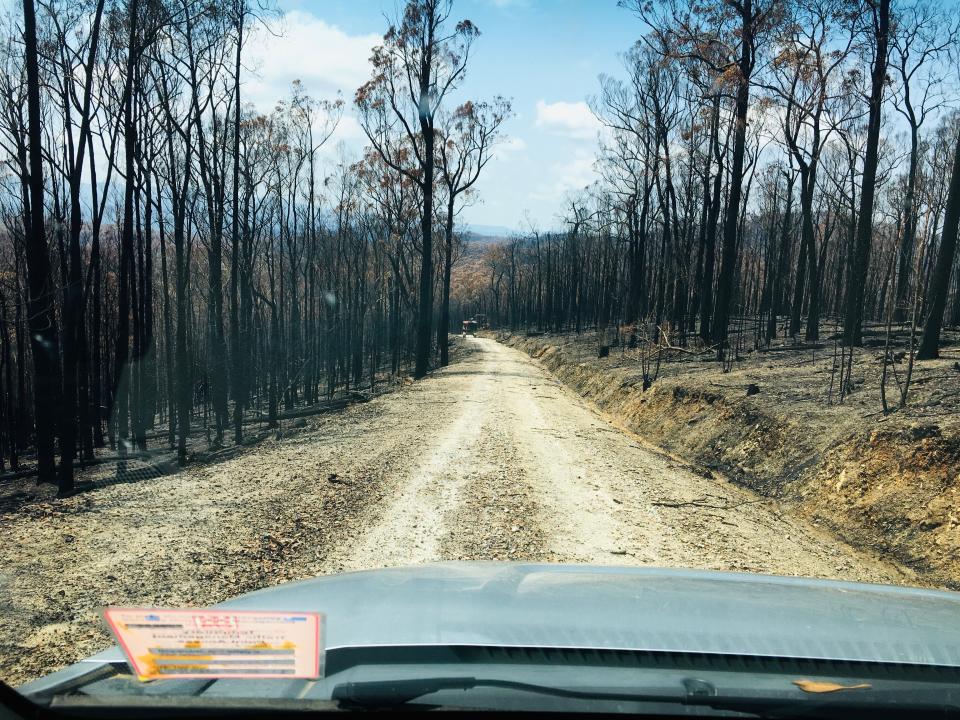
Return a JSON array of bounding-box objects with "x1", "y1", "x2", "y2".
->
[{"x1": 20, "y1": 562, "x2": 960, "y2": 693}]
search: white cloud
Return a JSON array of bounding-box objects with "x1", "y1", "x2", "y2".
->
[
  {"x1": 244, "y1": 11, "x2": 380, "y2": 113},
  {"x1": 316, "y1": 115, "x2": 367, "y2": 158},
  {"x1": 494, "y1": 136, "x2": 527, "y2": 157},
  {"x1": 535, "y1": 99, "x2": 601, "y2": 139},
  {"x1": 529, "y1": 147, "x2": 598, "y2": 202}
]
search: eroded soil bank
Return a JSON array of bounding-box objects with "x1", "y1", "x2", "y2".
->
[{"x1": 500, "y1": 330, "x2": 960, "y2": 588}]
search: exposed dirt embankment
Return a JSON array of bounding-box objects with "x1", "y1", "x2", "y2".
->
[{"x1": 500, "y1": 331, "x2": 960, "y2": 587}]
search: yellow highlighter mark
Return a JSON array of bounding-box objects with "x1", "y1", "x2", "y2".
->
[{"x1": 136, "y1": 652, "x2": 160, "y2": 680}]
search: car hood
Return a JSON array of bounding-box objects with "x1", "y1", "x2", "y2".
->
[{"x1": 19, "y1": 562, "x2": 960, "y2": 693}]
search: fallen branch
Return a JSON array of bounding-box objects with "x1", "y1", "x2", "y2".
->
[
  {"x1": 658, "y1": 343, "x2": 702, "y2": 356},
  {"x1": 756, "y1": 343, "x2": 826, "y2": 353},
  {"x1": 657, "y1": 327, "x2": 702, "y2": 356}
]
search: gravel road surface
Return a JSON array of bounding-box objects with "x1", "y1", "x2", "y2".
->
[{"x1": 319, "y1": 337, "x2": 908, "y2": 577}]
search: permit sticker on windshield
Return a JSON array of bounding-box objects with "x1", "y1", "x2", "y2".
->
[{"x1": 103, "y1": 608, "x2": 324, "y2": 681}]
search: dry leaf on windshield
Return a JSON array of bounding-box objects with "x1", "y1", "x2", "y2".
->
[{"x1": 793, "y1": 680, "x2": 872, "y2": 693}]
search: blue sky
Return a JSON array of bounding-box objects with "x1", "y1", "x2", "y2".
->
[{"x1": 246, "y1": 0, "x2": 641, "y2": 233}]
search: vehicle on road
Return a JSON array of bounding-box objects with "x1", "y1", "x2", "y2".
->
[
  {"x1": 462, "y1": 320, "x2": 479, "y2": 336},
  {"x1": 11, "y1": 562, "x2": 960, "y2": 717}
]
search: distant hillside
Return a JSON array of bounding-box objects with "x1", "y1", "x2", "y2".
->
[
  {"x1": 461, "y1": 231, "x2": 508, "y2": 247},
  {"x1": 459, "y1": 228, "x2": 510, "y2": 259},
  {"x1": 462, "y1": 223, "x2": 516, "y2": 237}
]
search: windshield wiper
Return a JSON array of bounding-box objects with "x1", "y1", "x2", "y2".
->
[
  {"x1": 331, "y1": 677, "x2": 960, "y2": 717},
  {"x1": 331, "y1": 676, "x2": 685, "y2": 709}
]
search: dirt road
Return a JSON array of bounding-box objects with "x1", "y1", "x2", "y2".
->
[
  {"x1": 319, "y1": 337, "x2": 909, "y2": 576},
  {"x1": 0, "y1": 336, "x2": 913, "y2": 685}
]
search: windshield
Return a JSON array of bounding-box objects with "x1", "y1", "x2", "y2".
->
[{"x1": 2, "y1": 0, "x2": 960, "y2": 715}]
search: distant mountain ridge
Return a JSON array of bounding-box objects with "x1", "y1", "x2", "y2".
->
[{"x1": 462, "y1": 223, "x2": 516, "y2": 238}]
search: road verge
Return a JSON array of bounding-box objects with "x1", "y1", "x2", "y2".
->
[{"x1": 499, "y1": 331, "x2": 960, "y2": 588}]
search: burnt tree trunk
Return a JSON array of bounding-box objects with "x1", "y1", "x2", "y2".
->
[
  {"x1": 844, "y1": 0, "x2": 890, "y2": 345},
  {"x1": 22, "y1": 0, "x2": 63, "y2": 488},
  {"x1": 917, "y1": 126, "x2": 960, "y2": 359},
  {"x1": 712, "y1": 20, "x2": 753, "y2": 360}
]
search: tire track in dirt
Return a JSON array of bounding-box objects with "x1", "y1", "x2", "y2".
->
[
  {"x1": 318, "y1": 351, "x2": 493, "y2": 572},
  {"x1": 440, "y1": 376, "x2": 551, "y2": 563}
]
